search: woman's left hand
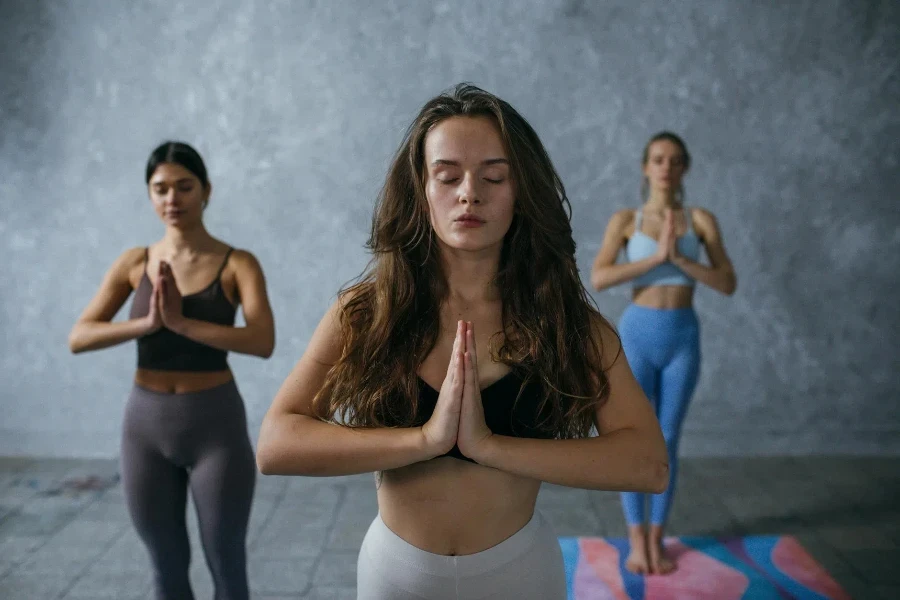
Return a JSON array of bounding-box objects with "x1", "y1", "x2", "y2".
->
[
  {"x1": 158, "y1": 261, "x2": 185, "y2": 331},
  {"x1": 663, "y1": 209, "x2": 681, "y2": 262},
  {"x1": 457, "y1": 321, "x2": 494, "y2": 462}
]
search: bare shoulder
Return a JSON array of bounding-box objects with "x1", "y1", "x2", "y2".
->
[
  {"x1": 601, "y1": 208, "x2": 636, "y2": 241},
  {"x1": 611, "y1": 208, "x2": 636, "y2": 227},
  {"x1": 690, "y1": 206, "x2": 717, "y2": 225},
  {"x1": 688, "y1": 207, "x2": 721, "y2": 238},
  {"x1": 307, "y1": 289, "x2": 360, "y2": 367},
  {"x1": 118, "y1": 246, "x2": 147, "y2": 267},
  {"x1": 228, "y1": 248, "x2": 264, "y2": 273},
  {"x1": 116, "y1": 246, "x2": 149, "y2": 285},
  {"x1": 588, "y1": 311, "x2": 623, "y2": 372}
]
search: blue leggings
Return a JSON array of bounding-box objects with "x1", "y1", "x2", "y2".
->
[{"x1": 618, "y1": 304, "x2": 700, "y2": 526}]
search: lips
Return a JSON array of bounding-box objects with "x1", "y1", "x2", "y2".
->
[{"x1": 455, "y1": 214, "x2": 485, "y2": 223}]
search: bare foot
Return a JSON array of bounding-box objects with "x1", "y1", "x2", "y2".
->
[
  {"x1": 648, "y1": 540, "x2": 677, "y2": 575},
  {"x1": 625, "y1": 527, "x2": 651, "y2": 575}
]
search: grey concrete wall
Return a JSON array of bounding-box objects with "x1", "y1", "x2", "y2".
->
[{"x1": 2, "y1": 0, "x2": 898, "y2": 457}]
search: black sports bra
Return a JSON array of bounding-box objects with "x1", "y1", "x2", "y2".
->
[
  {"x1": 129, "y1": 248, "x2": 237, "y2": 371},
  {"x1": 393, "y1": 371, "x2": 555, "y2": 463}
]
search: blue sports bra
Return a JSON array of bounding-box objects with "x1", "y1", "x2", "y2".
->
[{"x1": 625, "y1": 207, "x2": 702, "y2": 288}]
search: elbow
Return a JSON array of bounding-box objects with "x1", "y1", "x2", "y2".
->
[
  {"x1": 720, "y1": 273, "x2": 737, "y2": 296},
  {"x1": 255, "y1": 420, "x2": 283, "y2": 475},
  {"x1": 255, "y1": 417, "x2": 312, "y2": 476},
  {"x1": 255, "y1": 332, "x2": 276, "y2": 359},
  {"x1": 255, "y1": 448, "x2": 279, "y2": 476},
  {"x1": 648, "y1": 460, "x2": 670, "y2": 494},
  {"x1": 590, "y1": 270, "x2": 607, "y2": 292},
  {"x1": 68, "y1": 329, "x2": 85, "y2": 354},
  {"x1": 255, "y1": 432, "x2": 284, "y2": 475}
]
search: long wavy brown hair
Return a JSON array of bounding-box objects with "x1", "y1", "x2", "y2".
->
[{"x1": 312, "y1": 83, "x2": 617, "y2": 439}]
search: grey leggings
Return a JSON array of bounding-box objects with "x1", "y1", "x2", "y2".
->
[
  {"x1": 357, "y1": 511, "x2": 567, "y2": 599},
  {"x1": 120, "y1": 380, "x2": 256, "y2": 600}
]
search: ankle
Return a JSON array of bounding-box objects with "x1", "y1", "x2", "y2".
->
[{"x1": 627, "y1": 526, "x2": 647, "y2": 543}]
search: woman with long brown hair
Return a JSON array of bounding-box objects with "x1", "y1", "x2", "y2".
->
[
  {"x1": 591, "y1": 132, "x2": 737, "y2": 575},
  {"x1": 257, "y1": 85, "x2": 668, "y2": 598}
]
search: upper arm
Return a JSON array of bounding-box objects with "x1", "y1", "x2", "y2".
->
[
  {"x1": 265, "y1": 297, "x2": 345, "y2": 419},
  {"x1": 694, "y1": 208, "x2": 735, "y2": 274},
  {"x1": 231, "y1": 250, "x2": 274, "y2": 333},
  {"x1": 592, "y1": 209, "x2": 632, "y2": 271},
  {"x1": 591, "y1": 316, "x2": 660, "y2": 437},
  {"x1": 74, "y1": 248, "x2": 142, "y2": 324}
]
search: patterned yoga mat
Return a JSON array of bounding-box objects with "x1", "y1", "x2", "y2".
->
[{"x1": 558, "y1": 535, "x2": 852, "y2": 600}]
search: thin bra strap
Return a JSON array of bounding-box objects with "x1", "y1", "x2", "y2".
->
[
  {"x1": 683, "y1": 206, "x2": 693, "y2": 233},
  {"x1": 215, "y1": 247, "x2": 234, "y2": 279},
  {"x1": 143, "y1": 247, "x2": 150, "y2": 275},
  {"x1": 634, "y1": 209, "x2": 643, "y2": 232}
]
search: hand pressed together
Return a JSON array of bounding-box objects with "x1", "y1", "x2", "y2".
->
[{"x1": 421, "y1": 320, "x2": 494, "y2": 462}]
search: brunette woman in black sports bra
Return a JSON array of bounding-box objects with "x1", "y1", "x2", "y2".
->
[
  {"x1": 258, "y1": 85, "x2": 668, "y2": 599},
  {"x1": 68, "y1": 141, "x2": 275, "y2": 600}
]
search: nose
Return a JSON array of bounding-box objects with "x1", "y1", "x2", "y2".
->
[{"x1": 458, "y1": 173, "x2": 481, "y2": 205}]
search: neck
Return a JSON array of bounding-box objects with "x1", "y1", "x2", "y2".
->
[
  {"x1": 161, "y1": 224, "x2": 214, "y2": 256},
  {"x1": 645, "y1": 188, "x2": 679, "y2": 211},
  {"x1": 439, "y1": 244, "x2": 502, "y2": 306}
]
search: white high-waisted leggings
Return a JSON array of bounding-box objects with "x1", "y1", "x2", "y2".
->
[{"x1": 356, "y1": 510, "x2": 566, "y2": 599}]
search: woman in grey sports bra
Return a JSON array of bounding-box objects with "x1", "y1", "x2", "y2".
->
[
  {"x1": 590, "y1": 132, "x2": 738, "y2": 575},
  {"x1": 68, "y1": 141, "x2": 276, "y2": 599}
]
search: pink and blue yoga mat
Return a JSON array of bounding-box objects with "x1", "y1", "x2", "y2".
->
[{"x1": 558, "y1": 535, "x2": 852, "y2": 600}]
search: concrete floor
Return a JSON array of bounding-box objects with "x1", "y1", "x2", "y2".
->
[{"x1": 0, "y1": 456, "x2": 897, "y2": 599}]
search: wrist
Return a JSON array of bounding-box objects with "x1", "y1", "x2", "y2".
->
[
  {"x1": 167, "y1": 315, "x2": 188, "y2": 335},
  {"x1": 417, "y1": 427, "x2": 439, "y2": 460},
  {"x1": 139, "y1": 316, "x2": 156, "y2": 335},
  {"x1": 469, "y1": 433, "x2": 499, "y2": 465}
]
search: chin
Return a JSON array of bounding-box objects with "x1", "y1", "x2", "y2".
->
[{"x1": 447, "y1": 236, "x2": 503, "y2": 253}]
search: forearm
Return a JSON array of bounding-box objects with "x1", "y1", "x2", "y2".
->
[
  {"x1": 476, "y1": 429, "x2": 669, "y2": 493},
  {"x1": 171, "y1": 318, "x2": 274, "y2": 358},
  {"x1": 672, "y1": 256, "x2": 736, "y2": 295},
  {"x1": 256, "y1": 414, "x2": 432, "y2": 476},
  {"x1": 69, "y1": 318, "x2": 149, "y2": 353},
  {"x1": 591, "y1": 256, "x2": 661, "y2": 291}
]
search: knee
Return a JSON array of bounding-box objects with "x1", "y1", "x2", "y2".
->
[{"x1": 204, "y1": 534, "x2": 247, "y2": 571}]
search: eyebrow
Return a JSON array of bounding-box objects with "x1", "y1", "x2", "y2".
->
[
  {"x1": 151, "y1": 178, "x2": 195, "y2": 186},
  {"x1": 431, "y1": 158, "x2": 509, "y2": 167}
]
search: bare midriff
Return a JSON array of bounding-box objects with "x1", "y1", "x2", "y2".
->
[
  {"x1": 378, "y1": 456, "x2": 541, "y2": 556},
  {"x1": 134, "y1": 368, "x2": 234, "y2": 394},
  {"x1": 632, "y1": 284, "x2": 694, "y2": 309}
]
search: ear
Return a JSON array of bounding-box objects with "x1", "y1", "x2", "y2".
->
[{"x1": 203, "y1": 182, "x2": 213, "y2": 208}]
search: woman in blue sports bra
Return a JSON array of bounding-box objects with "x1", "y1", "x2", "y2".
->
[{"x1": 591, "y1": 131, "x2": 737, "y2": 575}]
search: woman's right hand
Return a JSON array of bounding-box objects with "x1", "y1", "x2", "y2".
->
[
  {"x1": 421, "y1": 320, "x2": 465, "y2": 457},
  {"x1": 654, "y1": 209, "x2": 676, "y2": 264},
  {"x1": 142, "y1": 282, "x2": 163, "y2": 335}
]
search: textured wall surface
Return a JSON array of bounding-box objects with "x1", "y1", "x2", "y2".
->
[{"x1": 2, "y1": 0, "x2": 898, "y2": 457}]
